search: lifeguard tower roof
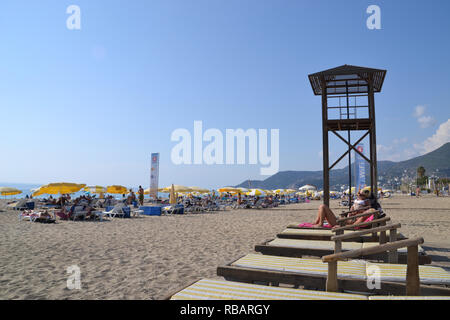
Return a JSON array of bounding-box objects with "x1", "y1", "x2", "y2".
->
[{"x1": 308, "y1": 64, "x2": 387, "y2": 96}]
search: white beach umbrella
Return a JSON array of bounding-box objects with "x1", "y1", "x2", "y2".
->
[{"x1": 299, "y1": 185, "x2": 317, "y2": 191}]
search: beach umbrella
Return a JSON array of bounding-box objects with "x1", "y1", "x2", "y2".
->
[
  {"x1": 84, "y1": 186, "x2": 106, "y2": 194},
  {"x1": 189, "y1": 186, "x2": 210, "y2": 194},
  {"x1": 344, "y1": 187, "x2": 356, "y2": 194},
  {"x1": 106, "y1": 185, "x2": 128, "y2": 194},
  {"x1": 299, "y1": 185, "x2": 317, "y2": 192},
  {"x1": 246, "y1": 189, "x2": 266, "y2": 196},
  {"x1": 361, "y1": 186, "x2": 382, "y2": 192},
  {"x1": 236, "y1": 187, "x2": 249, "y2": 194},
  {"x1": 161, "y1": 185, "x2": 193, "y2": 193},
  {"x1": 286, "y1": 189, "x2": 297, "y2": 194},
  {"x1": 32, "y1": 182, "x2": 86, "y2": 197},
  {"x1": 0, "y1": 187, "x2": 22, "y2": 196},
  {"x1": 273, "y1": 189, "x2": 286, "y2": 194},
  {"x1": 218, "y1": 187, "x2": 240, "y2": 193}
]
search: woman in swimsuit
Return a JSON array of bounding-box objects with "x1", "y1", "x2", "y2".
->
[{"x1": 312, "y1": 191, "x2": 371, "y2": 228}]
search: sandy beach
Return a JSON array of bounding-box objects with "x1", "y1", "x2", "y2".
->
[{"x1": 1, "y1": 195, "x2": 449, "y2": 300}]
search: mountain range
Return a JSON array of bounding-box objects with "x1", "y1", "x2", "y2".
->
[{"x1": 235, "y1": 142, "x2": 450, "y2": 190}]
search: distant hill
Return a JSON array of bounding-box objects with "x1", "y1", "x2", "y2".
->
[{"x1": 235, "y1": 142, "x2": 450, "y2": 190}]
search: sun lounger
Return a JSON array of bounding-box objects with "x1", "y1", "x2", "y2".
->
[
  {"x1": 277, "y1": 228, "x2": 407, "y2": 242},
  {"x1": 19, "y1": 210, "x2": 41, "y2": 222},
  {"x1": 168, "y1": 278, "x2": 450, "y2": 300},
  {"x1": 8, "y1": 199, "x2": 29, "y2": 211},
  {"x1": 257, "y1": 219, "x2": 430, "y2": 264},
  {"x1": 19, "y1": 211, "x2": 56, "y2": 223},
  {"x1": 287, "y1": 207, "x2": 384, "y2": 230},
  {"x1": 168, "y1": 278, "x2": 369, "y2": 300},
  {"x1": 101, "y1": 203, "x2": 126, "y2": 218},
  {"x1": 255, "y1": 228, "x2": 432, "y2": 265},
  {"x1": 217, "y1": 238, "x2": 450, "y2": 296}
]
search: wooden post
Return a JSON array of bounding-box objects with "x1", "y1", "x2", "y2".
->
[
  {"x1": 368, "y1": 76, "x2": 378, "y2": 196},
  {"x1": 406, "y1": 245, "x2": 421, "y2": 296},
  {"x1": 326, "y1": 261, "x2": 338, "y2": 292},
  {"x1": 321, "y1": 77, "x2": 330, "y2": 207},
  {"x1": 388, "y1": 228, "x2": 398, "y2": 263},
  {"x1": 379, "y1": 220, "x2": 387, "y2": 244},
  {"x1": 335, "y1": 229, "x2": 343, "y2": 253}
]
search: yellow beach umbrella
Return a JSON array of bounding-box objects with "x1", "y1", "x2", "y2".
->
[
  {"x1": 0, "y1": 187, "x2": 22, "y2": 196},
  {"x1": 106, "y1": 185, "x2": 128, "y2": 194},
  {"x1": 273, "y1": 189, "x2": 286, "y2": 194},
  {"x1": 33, "y1": 182, "x2": 86, "y2": 197},
  {"x1": 286, "y1": 189, "x2": 297, "y2": 194},
  {"x1": 217, "y1": 187, "x2": 240, "y2": 193}
]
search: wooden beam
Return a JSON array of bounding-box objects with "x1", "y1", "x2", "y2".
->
[
  {"x1": 322, "y1": 237, "x2": 424, "y2": 263},
  {"x1": 331, "y1": 130, "x2": 371, "y2": 163},
  {"x1": 406, "y1": 245, "x2": 421, "y2": 296},
  {"x1": 338, "y1": 206, "x2": 371, "y2": 217},
  {"x1": 321, "y1": 76, "x2": 330, "y2": 207},
  {"x1": 388, "y1": 228, "x2": 398, "y2": 263},
  {"x1": 332, "y1": 216, "x2": 390, "y2": 232},
  {"x1": 336, "y1": 210, "x2": 379, "y2": 223},
  {"x1": 331, "y1": 223, "x2": 400, "y2": 241},
  {"x1": 326, "y1": 261, "x2": 338, "y2": 292}
]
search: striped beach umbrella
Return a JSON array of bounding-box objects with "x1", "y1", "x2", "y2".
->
[
  {"x1": 0, "y1": 187, "x2": 22, "y2": 196},
  {"x1": 246, "y1": 189, "x2": 266, "y2": 196}
]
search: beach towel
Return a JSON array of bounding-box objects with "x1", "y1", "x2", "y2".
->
[
  {"x1": 297, "y1": 222, "x2": 332, "y2": 229},
  {"x1": 354, "y1": 214, "x2": 375, "y2": 230}
]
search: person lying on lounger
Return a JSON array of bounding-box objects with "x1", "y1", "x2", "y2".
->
[{"x1": 312, "y1": 191, "x2": 371, "y2": 228}]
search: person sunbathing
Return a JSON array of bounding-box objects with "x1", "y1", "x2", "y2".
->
[{"x1": 312, "y1": 191, "x2": 371, "y2": 228}]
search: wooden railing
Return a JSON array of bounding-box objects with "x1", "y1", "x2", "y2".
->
[{"x1": 322, "y1": 237, "x2": 424, "y2": 296}]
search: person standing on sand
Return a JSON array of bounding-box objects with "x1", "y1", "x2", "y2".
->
[
  {"x1": 416, "y1": 186, "x2": 420, "y2": 197},
  {"x1": 138, "y1": 186, "x2": 144, "y2": 206}
]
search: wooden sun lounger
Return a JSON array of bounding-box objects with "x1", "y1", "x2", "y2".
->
[
  {"x1": 167, "y1": 278, "x2": 450, "y2": 300},
  {"x1": 256, "y1": 223, "x2": 432, "y2": 265},
  {"x1": 277, "y1": 228, "x2": 407, "y2": 242},
  {"x1": 217, "y1": 238, "x2": 450, "y2": 297}
]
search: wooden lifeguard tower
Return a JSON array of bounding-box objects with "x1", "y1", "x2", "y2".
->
[{"x1": 308, "y1": 65, "x2": 387, "y2": 207}]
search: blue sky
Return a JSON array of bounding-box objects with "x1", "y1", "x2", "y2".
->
[{"x1": 1, "y1": 0, "x2": 449, "y2": 189}]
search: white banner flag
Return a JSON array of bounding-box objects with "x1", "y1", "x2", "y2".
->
[{"x1": 150, "y1": 153, "x2": 160, "y2": 199}]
